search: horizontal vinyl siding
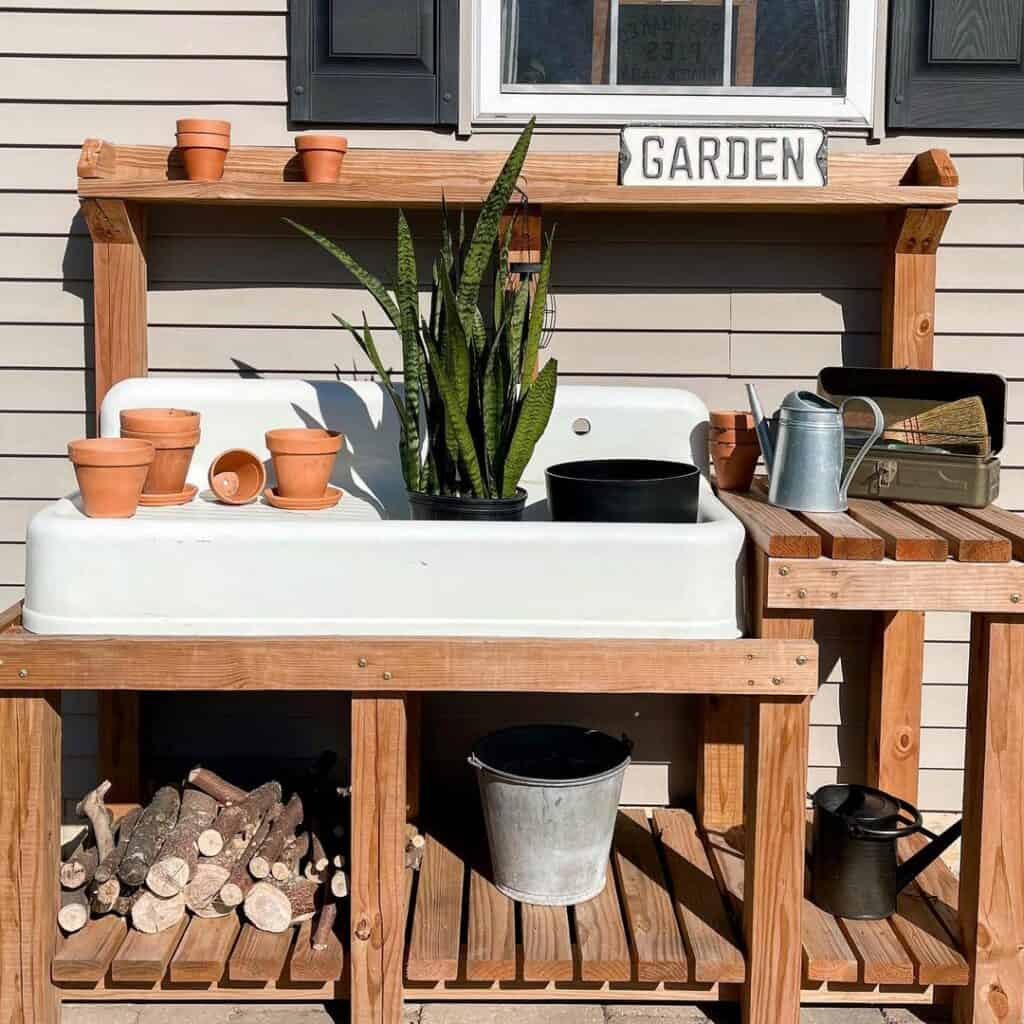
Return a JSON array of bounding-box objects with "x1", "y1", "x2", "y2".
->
[{"x1": 2, "y1": 6, "x2": 1021, "y2": 824}]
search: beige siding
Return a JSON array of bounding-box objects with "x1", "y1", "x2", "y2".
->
[{"x1": 1, "y1": 5, "x2": 1021, "y2": 823}]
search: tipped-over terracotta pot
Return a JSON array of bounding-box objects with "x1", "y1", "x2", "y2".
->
[
  {"x1": 266, "y1": 428, "x2": 342, "y2": 499},
  {"x1": 120, "y1": 408, "x2": 200, "y2": 495},
  {"x1": 176, "y1": 118, "x2": 230, "y2": 182},
  {"x1": 208, "y1": 448, "x2": 267, "y2": 504},
  {"x1": 295, "y1": 134, "x2": 348, "y2": 183},
  {"x1": 69, "y1": 438, "x2": 154, "y2": 518}
]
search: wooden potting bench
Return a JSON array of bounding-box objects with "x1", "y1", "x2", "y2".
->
[{"x1": 0, "y1": 139, "x2": 979, "y2": 1024}]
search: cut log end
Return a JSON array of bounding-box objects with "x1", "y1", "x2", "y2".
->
[
  {"x1": 249, "y1": 856, "x2": 272, "y2": 880},
  {"x1": 58, "y1": 888, "x2": 90, "y2": 934},
  {"x1": 197, "y1": 829, "x2": 225, "y2": 857},
  {"x1": 131, "y1": 890, "x2": 186, "y2": 935},
  {"x1": 146, "y1": 856, "x2": 190, "y2": 898},
  {"x1": 244, "y1": 879, "x2": 318, "y2": 934},
  {"x1": 219, "y1": 882, "x2": 245, "y2": 908}
]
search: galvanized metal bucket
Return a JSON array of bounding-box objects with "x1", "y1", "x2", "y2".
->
[{"x1": 469, "y1": 725, "x2": 632, "y2": 906}]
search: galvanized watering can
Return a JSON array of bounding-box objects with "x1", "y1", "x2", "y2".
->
[
  {"x1": 747, "y1": 384, "x2": 884, "y2": 513},
  {"x1": 810, "y1": 784, "x2": 963, "y2": 920}
]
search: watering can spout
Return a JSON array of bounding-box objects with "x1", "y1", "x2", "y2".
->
[
  {"x1": 894, "y1": 819, "x2": 963, "y2": 895},
  {"x1": 746, "y1": 383, "x2": 774, "y2": 475}
]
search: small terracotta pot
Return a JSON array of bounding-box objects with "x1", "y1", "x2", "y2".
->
[
  {"x1": 710, "y1": 440, "x2": 760, "y2": 493},
  {"x1": 176, "y1": 119, "x2": 231, "y2": 182},
  {"x1": 710, "y1": 410, "x2": 756, "y2": 430},
  {"x1": 120, "y1": 408, "x2": 200, "y2": 495},
  {"x1": 295, "y1": 134, "x2": 348, "y2": 184},
  {"x1": 266, "y1": 428, "x2": 342, "y2": 499},
  {"x1": 208, "y1": 448, "x2": 267, "y2": 505},
  {"x1": 68, "y1": 438, "x2": 154, "y2": 518}
]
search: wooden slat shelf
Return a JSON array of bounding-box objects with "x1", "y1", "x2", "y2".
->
[
  {"x1": 76, "y1": 141, "x2": 958, "y2": 212},
  {"x1": 399, "y1": 809, "x2": 967, "y2": 1001},
  {"x1": 717, "y1": 487, "x2": 1024, "y2": 612},
  {"x1": 53, "y1": 913, "x2": 345, "y2": 999}
]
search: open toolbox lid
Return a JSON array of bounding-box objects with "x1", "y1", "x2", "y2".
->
[{"x1": 818, "y1": 366, "x2": 1007, "y2": 454}]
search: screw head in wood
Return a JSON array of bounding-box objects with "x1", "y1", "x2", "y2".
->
[
  {"x1": 1012, "y1": 593, "x2": 1021, "y2": 604},
  {"x1": 771, "y1": 676, "x2": 783, "y2": 686},
  {"x1": 796, "y1": 655, "x2": 808, "y2": 665},
  {"x1": 358, "y1": 657, "x2": 368, "y2": 668},
  {"x1": 382, "y1": 671, "x2": 392, "y2": 681},
  {"x1": 779, "y1": 566, "x2": 789, "y2": 576},
  {"x1": 18, "y1": 668, "x2": 28, "y2": 678},
  {"x1": 797, "y1": 588, "x2": 807, "y2": 599}
]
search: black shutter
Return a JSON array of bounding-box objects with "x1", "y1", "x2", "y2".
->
[
  {"x1": 889, "y1": 0, "x2": 1024, "y2": 129},
  {"x1": 289, "y1": 0, "x2": 458, "y2": 126}
]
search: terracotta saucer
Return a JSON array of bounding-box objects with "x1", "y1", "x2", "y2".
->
[
  {"x1": 138, "y1": 483, "x2": 198, "y2": 507},
  {"x1": 263, "y1": 485, "x2": 342, "y2": 511}
]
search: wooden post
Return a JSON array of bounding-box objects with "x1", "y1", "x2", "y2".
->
[
  {"x1": 880, "y1": 152, "x2": 956, "y2": 369},
  {"x1": 740, "y1": 550, "x2": 811, "y2": 1024},
  {"x1": 81, "y1": 147, "x2": 148, "y2": 810},
  {"x1": 954, "y1": 615, "x2": 1024, "y2": 1024},
  {"x1": 866, "y1": 610, "x2": 925, "y2": 803},
  {"x1": 351, "y1": 695, "x2": 407, "y2": 1024},
  {"x1": 0, "y1": 692, "x2": 61, "y2": 1024},
  {"x1": 697, "y1": 696, "x2": 745, "y2": 832}
]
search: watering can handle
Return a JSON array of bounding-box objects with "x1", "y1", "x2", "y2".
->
[{"x1": 838, "y1": 396, "x2": 885, "y2": 504}]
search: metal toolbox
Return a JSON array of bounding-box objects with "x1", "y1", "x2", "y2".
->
[{"x1": 817, "y1": 367, "x2": 1006, "y2": 508}]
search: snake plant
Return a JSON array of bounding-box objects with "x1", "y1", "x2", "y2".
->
[{"x1": 285, "y1": 119, "x2": 557, "y2": 500}]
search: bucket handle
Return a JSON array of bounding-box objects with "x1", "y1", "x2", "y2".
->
[{"x1": 848, "y1": 795, "x2": 923, "y2": 840}]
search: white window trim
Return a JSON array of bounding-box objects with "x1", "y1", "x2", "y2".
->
[{"x1": 471, "y1": 0, "x2": 878, "y2": 128}]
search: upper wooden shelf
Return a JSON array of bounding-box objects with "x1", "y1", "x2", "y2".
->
[{"x1": 77, "y1": 140, "x2": 958, "y2": 213}]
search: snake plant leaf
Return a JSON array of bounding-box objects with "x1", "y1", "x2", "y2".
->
[
  {"x1": 501, "y1": 357, "x2": 557, "y2": 498},
  {"x1": 396, "y1": 212, "x2": 422, "y2": 455},
  {"x1": 520, "y1": 232, "x2": 553, "y2": 388},
  {"x1": 507, "y1": 279, "x2": 529, "y2": 380},
  {"x1": 482, "y1": 339, "x2": 504, "y2": 475},
  {"x1": 423, "y1": 332, "x2": 487, "y2": 498},
  {"x1": 455, "y1": 118, "x2": 535, "y2": 329},
  {"x1": 286, "y1": 219, "x2": 401, "y2": 331},
  {"x1": 437, "y1": 262, "x2": 471, "y2": 417}
]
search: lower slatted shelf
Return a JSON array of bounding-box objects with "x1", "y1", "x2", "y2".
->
[
  {"x1": 404, "y1": 808, "x2": 969, "y2": 999},
  {"x1": 53, "y1": 910, "x2": 345, "y2": 998}
]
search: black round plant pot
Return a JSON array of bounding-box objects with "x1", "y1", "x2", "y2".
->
[
  {"x1": 545, "y1": 459, "x2": 700, "y2": 523},
  {"x1": 407, "y1": 488, "x2": 528, "y2": 522}
]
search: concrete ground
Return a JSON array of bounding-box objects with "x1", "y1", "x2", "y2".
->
[{"x1": 61, "y1": 1004, "x2": 949, "y2": 1024}]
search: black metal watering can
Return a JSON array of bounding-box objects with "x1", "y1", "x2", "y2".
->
[{"x1": 810, "y1": 784, "x2": 962, "y2": 920}]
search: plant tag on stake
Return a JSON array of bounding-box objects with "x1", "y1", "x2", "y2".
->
[{"x1": 619, "y1": 126, "x2": 828, "y2": 187}]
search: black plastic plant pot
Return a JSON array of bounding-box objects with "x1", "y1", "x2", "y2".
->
[
  {"x1": 545, "y1": 459, "x2": 700, "y2": 523},
  {"x1": 407, "y1": 488, "x2": 527, "y2": 522}
]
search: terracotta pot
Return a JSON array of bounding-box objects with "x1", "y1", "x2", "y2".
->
[
  {"x1": 208, "y1": 448, "x2": 267, "y2": 505},
  {"x1": 710, "y1": 426, "x2": 758, "y2": 443},
  {"x1": 265, "y1": 428, "x2": 343, "y2": 499},
  {"x1": 120, "y1": 408, "x2": 200, "y2": 495},
  {"x1": 710, "y1": 440, "x2": 760, "y2": 493},
  {"x1": 176, "y1": 137, "x2": 230, "y2": 182},
  {"x1": 176, "y1": 118, "x2": 231, "y2": 136},
  {"x1": 710, "y1": 410, "x2": 756, "y2": 431},
  {"x1": 295, "y1": 134, "x2": 348, "y2": 183},
  {"x1": 68, "y1": 438, "x2": 154, "y2": 518}
]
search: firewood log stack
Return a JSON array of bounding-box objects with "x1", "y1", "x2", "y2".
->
[{"x1": 58, "y1": 761, "x2": 350, "y2": 941}]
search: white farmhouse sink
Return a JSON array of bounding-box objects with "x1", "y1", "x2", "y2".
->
[{"x1": 23, "y1": 378, "x2": 746, "y2": 637}]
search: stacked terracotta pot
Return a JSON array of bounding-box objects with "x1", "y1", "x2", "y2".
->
[
  {"x1": 176, "y1": 118, "x2": 231, "y2": 181},
  {"x1": 265, "y1": 428, "x2": 343, "y2": 510},
  {"x1": 121, "y1": 408, "x2": 201, "y2": 506},
  {"x1": 709, "y1": 410, "x2": 760, "y2": 492}
]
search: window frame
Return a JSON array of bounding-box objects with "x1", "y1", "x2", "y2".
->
[{"x1": 470, "y1": 0, "x2": 879, "y2": 127}]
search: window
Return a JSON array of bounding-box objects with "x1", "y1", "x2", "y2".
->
[{"x1": 473, "y1": 0, "x2": 878, "y2": 126}]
